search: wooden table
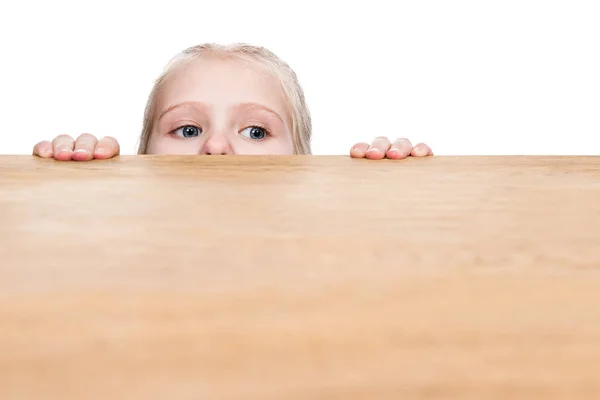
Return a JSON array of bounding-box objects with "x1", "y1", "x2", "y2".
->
[{"x1": 1, "y1": 155, "x2": 600, "y2": 399}]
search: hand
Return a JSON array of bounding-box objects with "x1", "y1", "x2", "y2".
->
[
  {"x1": 350, "y1": 137, "x2": 433, "y2": 160},
  {"x1": 33, "y1": 134, "x2": 121, "y2": 161}
]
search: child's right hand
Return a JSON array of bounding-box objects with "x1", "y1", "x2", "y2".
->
[{"x1": 33, "y1": 134, "x2": 121, "y2": 161}]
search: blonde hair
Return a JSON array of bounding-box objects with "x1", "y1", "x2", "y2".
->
[{"x1": 137, "y1": 43, "x2": 312, "y2": 155}]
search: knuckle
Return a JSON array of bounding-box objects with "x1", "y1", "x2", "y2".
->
[
  {"x1": 394, "y1": 139, "x2": 413, "y2": 148},
  {"x1": 52, "y1": 134, "x2": 73, "y2": 142},
  {"x1": 32, "y1": 142, "x2": 45, "y2": 154},
  {"x1": 100, "y1": 136, "x2": 120, "y2": 149},
  {"x1": 76, "y1": 133, "x2": 97, "y2": 141}
]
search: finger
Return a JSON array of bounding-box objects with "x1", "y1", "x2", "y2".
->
[
  {"x1": 32, "y1": 140, "x2": 54, "y2": 158},
  {"x1": 350, "y1": 142, "x2": 370, "y2": 158},
  {"x1": 366, "y1": 136, "x2": 391, "y2": 160},
  {"x1": 411, "y1": 143, "x2": 433, "y2": 157},
  {"x1": 386, "y1": 138, "x2": 413, "y2": 160},
  {"x1": 51, "y1": 135, "x2": 76, "y2": 161},
  {"x1": 93, "y1": 136, "x2": 120, "y2": 159},
  {"x1": 72, "y1": 133, "x2": 98, "y2": 161}
]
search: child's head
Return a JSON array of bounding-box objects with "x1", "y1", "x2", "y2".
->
[{"x1": 137, "y1": 43, "x2": 312, "y2": 155}]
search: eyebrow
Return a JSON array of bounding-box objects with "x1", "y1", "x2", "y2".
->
[
  {"x1": 157, "y1": 101, "x2": 284, "y2": 124},
  {"x1": 157, "y1": 102, "x2": 211, "y2": 122},
  {"x1": 235, "y1": 102, "x2": 285, "y2": 123}
]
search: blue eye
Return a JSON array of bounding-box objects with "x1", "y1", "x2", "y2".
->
[
  {"x1": 173, "y1": 125, "x2": 202, "y2": 138},
  {"x1": 240, "y1": 126, "x2": 267, "y2": 140}
]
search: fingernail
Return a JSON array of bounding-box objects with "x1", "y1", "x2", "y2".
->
[
  {"x1": 74, "y1": 149, "x2": 89, "y2": 155},
  {"x1": 95, "y1": 147, "x2": 105, "y2": 155},
  {"x1": 367, "y1": 148, "x2": 380, "y2": 153},
  {"x1": 57, "y1": 147, "x2": 72, "y2": 154}
]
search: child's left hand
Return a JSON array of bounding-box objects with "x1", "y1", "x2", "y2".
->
[{"x1": 350, "y1": 137, "x2": 433, "y2": 160}]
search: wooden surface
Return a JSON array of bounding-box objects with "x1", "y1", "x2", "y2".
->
[{"x1": 1, "y1": 155, "x2": 600, "y2": 399}]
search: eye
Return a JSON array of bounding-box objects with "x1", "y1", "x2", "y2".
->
[
  {"x1": 173, "y1": 125, "x2": 202, "y2": 138},
  {"x1": 240, "y1": 126, "x2": 268, "y2": 141}
]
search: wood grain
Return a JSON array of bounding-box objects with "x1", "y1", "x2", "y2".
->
[{"x1": 1, "y1": 155, "x2": 600, "y2": 399}]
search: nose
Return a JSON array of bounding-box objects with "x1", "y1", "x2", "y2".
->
[{"x1": 199, "y1": 132, "x2": 234, "y2": 155}]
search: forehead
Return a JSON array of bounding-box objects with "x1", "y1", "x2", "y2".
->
[{"x1": 156, "y1": 55, "x2": 289, "y2": 118}]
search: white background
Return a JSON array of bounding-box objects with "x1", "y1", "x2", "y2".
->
[{"x1": 0, "y1": 0, "x2": 598, "y2": 156}]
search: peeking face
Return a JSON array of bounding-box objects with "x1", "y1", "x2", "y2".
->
[{"x1": 146, "y1": 55, "x2": 295, "y2": 155}]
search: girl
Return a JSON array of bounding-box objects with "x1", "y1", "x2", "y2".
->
[{"x1": 32, "y1": 43, "x2": 433, "y2": 160}]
